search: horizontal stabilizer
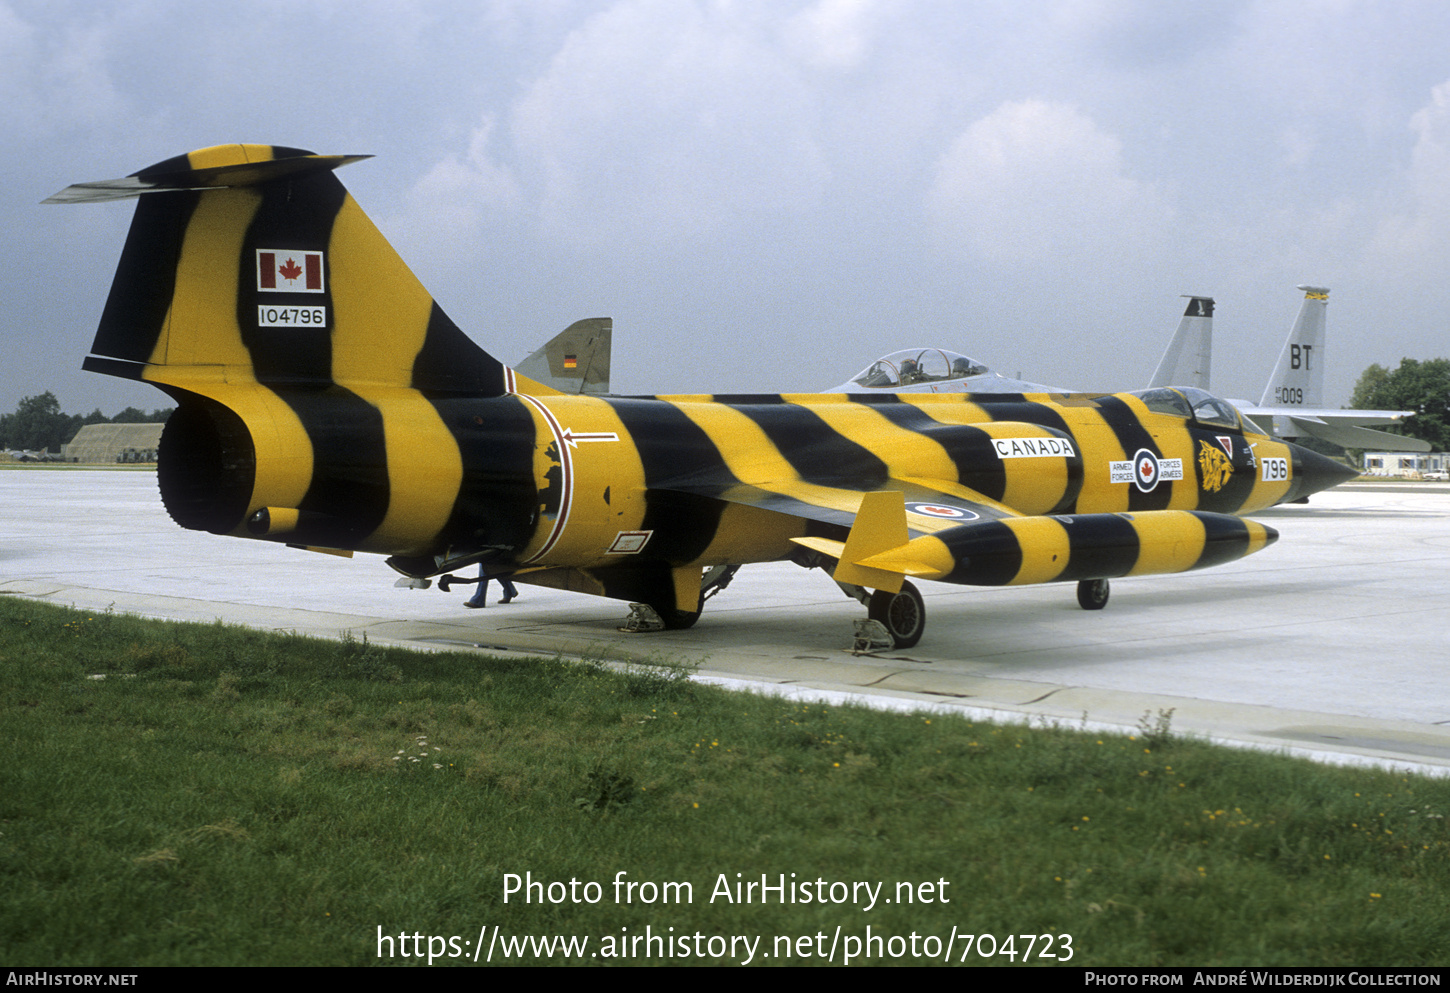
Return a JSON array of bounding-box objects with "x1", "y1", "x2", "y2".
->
[
  {"x1": 44, "y1": 146, "x2": 371, "y2": 204},
  {"x1": 54, "y1": 143, "x2": 514, "y2": 402}
]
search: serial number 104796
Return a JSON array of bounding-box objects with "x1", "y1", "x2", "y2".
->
[{"x1": 258, "y1": 305, "x2": 327, "y2": 328}]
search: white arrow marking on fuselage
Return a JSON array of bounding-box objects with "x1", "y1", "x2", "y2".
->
[{"x1": 561, "y1": 429, "x2": 619, "y2": 448}]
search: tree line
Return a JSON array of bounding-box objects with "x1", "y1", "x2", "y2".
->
[
  {"x1": 1350, "y1": 357, "x2": 1450, "y2": 452},
  {"x1": 2, "y1": 358, "x2": 1446, "y2": 456},
  {"x1": 0, "y1": 392, "x2": 173, "y2": 453}
]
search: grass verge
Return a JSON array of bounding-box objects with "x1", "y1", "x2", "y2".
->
[{"x1": 1, "y1": 596, "x2": 1447, "y2": 966}]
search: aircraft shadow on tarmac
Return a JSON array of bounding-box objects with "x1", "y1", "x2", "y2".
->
[{"x1": 447, "y1": 572, "x2": 1351, "y2": 655}]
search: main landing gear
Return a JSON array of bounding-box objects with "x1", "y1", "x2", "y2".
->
[
  {"x1": 868, "y1": 582, "x2": 926, "y2": 648},
  {"x1": 840, "y1": 577, "x2": 1110, "y2": 652},
  {"x1": 837, "y1": 580, "x2": 926, "y2": 649},
  {"x1": 623, "y1": 564, "x2": 743, "y2": 633}
]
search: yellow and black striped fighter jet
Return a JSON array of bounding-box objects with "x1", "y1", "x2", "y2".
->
[{"x1": 49, "y1": 145, "x2": 1357, "y2": 647}]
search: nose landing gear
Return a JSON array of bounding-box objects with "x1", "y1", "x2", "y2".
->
[{"x1": 1076, "y1": 578, "x2": 1110, "y2": 610}]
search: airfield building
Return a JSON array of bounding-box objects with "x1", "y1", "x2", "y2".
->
[
  {"x1": 1362, "y1": 451, "x2": 1450, "y2": 479},
  {"x1": 63, "y1": 423, "x2": 164, "y2": 464}
]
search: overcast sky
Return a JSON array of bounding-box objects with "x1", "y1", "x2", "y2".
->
[{"x1": 7, "y1": 0, "x2": 1450, "y2": 417}]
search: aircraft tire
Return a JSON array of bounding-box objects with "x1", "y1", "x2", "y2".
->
[
  {"x1": 1076, "y1": 578, "x2": 1110, "y2": 610},
  {"x1": 868, "y1": 581, "x2": 925, "y2": 649},
  {"x1": 658, "y1": 607, "x2": 701, "y2": 630},
  {"x1": 653, "y1": 587, "x2": 704, "y2": 630}
]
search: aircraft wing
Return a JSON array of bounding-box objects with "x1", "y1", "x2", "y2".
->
[
  {"x1": 659, "y1": 475, "x2": 1023, "y2": 536},
  {"x1": 1280, "y1": 416, "x2": 1431, "y2": 452},
  {"x1": 654, "y1": 476, "x2": 1026, "y2": 592},
  {"x1": 653, "y1": 465, "x2": 1277, "y2": 598},
  {"x1": 1236, "y1": 408, "x2": 1431, "y2": 452},
  {"x1": 1236, "y1": 404, "x2": 1414, "y2": 428}
]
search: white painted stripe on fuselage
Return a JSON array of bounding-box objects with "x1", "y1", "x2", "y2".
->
[{"x1": 515, "y1": 393, "x2": 575, "y2": 564}]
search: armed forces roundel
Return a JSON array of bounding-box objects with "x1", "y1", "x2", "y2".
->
[
  {"x1": 907, "y1": 502, "x2": 980, "y2": 521},
  {"x1": 1110, "y1": 448, "x2": 1184, "y2": 493},
  {"x1": 1134, "y1": 449, "x2": 1160, "y2": 491}
]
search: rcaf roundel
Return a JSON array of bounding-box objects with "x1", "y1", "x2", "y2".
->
[
  {"x1": 1133, "y1": 448, "x2": 1160, "y2": 492},
  {"x1": 906, "y1": 502, "x2": 980, "y2": 521}
]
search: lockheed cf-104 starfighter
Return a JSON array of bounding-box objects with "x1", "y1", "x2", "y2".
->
[{"x1": 48, "y1": 145, "x2": 1357, "y2": 647}]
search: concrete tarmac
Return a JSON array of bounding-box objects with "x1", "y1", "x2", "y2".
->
[{"x1": 4, "y1": 469, "x2": 1448, "y2": 773}]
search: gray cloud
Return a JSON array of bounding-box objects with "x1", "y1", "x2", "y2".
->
[{"x1": 8, "y1": 0, "x2": 1450, "y2": 416}]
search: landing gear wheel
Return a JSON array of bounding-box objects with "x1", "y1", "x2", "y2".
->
[
  {"x1": 657, "y1": 607, "x2": 701, "y2": 630},
  {"x1": 651, "y1": 588, "x2": 704, "y2": 630},
  {"x1": 868, "y1": 580, "x2": 925, "y2": 648},
  {"x1": 1076, "y1": 578, "x2": 1110, "y2": 610}
]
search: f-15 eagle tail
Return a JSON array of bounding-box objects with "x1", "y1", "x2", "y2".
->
[
  {"x1": 48, "y1": 143, "x2": 531, "y2": 398},
  {"x1": 1148, "y1": 295, "x2": 1214, "y2": 390},
  {"x1": 1258, "y1": 285, "x2": 1328, "y2": 409}
]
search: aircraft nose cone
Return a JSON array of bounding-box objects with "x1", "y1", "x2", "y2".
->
[{"x1": 1283, "y1": 443, "x2": 1359, "y2": 503}]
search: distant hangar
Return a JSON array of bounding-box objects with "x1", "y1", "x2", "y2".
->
[{"x1": 64, "y1": 423, "x2": 163, "y2": 464}]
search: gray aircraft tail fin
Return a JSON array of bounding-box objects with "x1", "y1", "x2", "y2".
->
[
  {"x1": 1258, "y1": 286, "x2": 1328, "y2": 408},
  {"x1": 1245, "y1": 285, "x2": 1428, "y2": 451},
  {"x1": 515, "y1": 318, "x2": 612, "y2": 395},
  {"x1": 1148, "y1": 295, "x2": 1214, "y2": 389}
]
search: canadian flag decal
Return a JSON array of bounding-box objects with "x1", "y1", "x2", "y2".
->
[{"x1": 257, "y1": 250, "x2": 325, "y2": 293}]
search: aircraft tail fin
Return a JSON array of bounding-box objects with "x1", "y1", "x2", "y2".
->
[
  {"x1": 1258, "y1": 285, "x2": 1328, "y2": 408},
  {"x1": 515, "y1": 318, "x2": 612, "y2": 394},
  {"x1": 48, "y1": 144, "x2": 518, "y2": 398},
  {"x1": 1148, "y1": 295, "x2": 1214, "y2": 389}
]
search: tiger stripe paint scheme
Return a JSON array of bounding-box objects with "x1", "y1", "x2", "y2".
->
[{"x1": 51, "y1": 145, "x2": 1357, "y2": 646}]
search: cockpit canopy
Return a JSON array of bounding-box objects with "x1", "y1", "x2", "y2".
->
[
  {"x1": 1132, "y1": 387, "x2": 1245, "y2": 431},
  {"x1": 849, "y1": 349, "x2": 991, "y2": 388}
]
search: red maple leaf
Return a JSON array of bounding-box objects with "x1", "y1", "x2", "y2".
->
[{"x1": 278, "y1": 257, "x2": 303, "y2": 282}]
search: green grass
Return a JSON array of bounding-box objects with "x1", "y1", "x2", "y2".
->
[{"x1": 2, "y1": 595, "x2": 1447, "y2": 967}]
